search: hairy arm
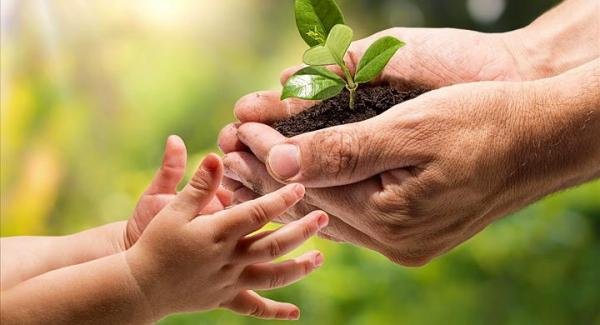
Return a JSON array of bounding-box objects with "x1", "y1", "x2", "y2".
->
[
  {"x1": 529, "y1": 58, "x2": 600, "y2": 187},
  {"x1": 503, "y1": 0, "x2": 600, "y2": 79}
]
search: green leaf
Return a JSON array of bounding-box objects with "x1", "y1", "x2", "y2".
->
[
  {"x1": 295, "y1": 0, "x2": 345, "y2": 47},
  {"x1": 281, "y1": 68, "x2": 345, "y2": 100},
  {"x1": 325, "y1": 24, "x2": 353, "y2": 66},
  {"x1": 354, "y1": 36, "x2": 405, "y2": 84},
  {"x1": 303, "y1": 45, "x2": 336, "y2": 65},
  {"x1": 294, "y1": 66, "x2": 345, "y2": 81},
  {"x1": 302, "y1": 24, "x2": 353, "y2": 66}
]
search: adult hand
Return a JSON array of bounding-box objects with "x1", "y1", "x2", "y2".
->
[
  {"x1": 219, "y1": 27, "x2": 522, "y2": 132},
  {"x1": 221, "y1": 60, "x2": 599, "y2": 266},
  {"x1": 219, "y1": 0, "x2": 600, "y2": 266}
]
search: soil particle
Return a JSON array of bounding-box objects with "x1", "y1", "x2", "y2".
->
[{"x1": 273, "y1": 85, "x2": 428, "y2": 137}]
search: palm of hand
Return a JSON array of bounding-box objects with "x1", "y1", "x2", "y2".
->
[{"x1": 125, "y1": 194, "x2": 174, "y2": 249}]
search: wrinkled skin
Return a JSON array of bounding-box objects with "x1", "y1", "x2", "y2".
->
[{"x1": 218, "y1": 27, "x2": 600, "y2": 266}]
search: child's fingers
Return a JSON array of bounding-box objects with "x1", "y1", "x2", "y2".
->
[
  {"x1": 199, "y1": 197, "x2": 226, "y2": 215},
  {"x1": 166, "y1": 153, "x2": 224, "y2": 220},
  {"x1": 239, "y1": 250, "x2": 323, "y2": 290},
  {"x1": 240, "y1": 211, "x2": 328, "y2": 263},
  {"x1": 145, "y1": 135, "x2": 187, "y2": 195},
  {"x1": 225, "y1": 290, "x2": 300, "y2": 320},
  {"x1": 212, "y1": 183, "x2": 305, "y2": 237},
  {"x1": 199, "y1": 187, "x2": 233, "y2": 214}
]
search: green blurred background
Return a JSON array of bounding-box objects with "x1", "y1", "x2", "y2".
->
[{"x1": 2, "y1": 0, "x2": 599, "y2": 324}]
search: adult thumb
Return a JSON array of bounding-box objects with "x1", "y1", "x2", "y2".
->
[{"x1": 266, "y1": 119, "x2": 403, "y2": 188}]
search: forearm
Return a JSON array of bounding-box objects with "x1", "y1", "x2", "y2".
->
[
  {"x1": 1, "y1": 221, "x2": 126, "y2": 290},
  {"x1": 523, "y1": 59, "x2": 600, "y2": 192},
  {"x1": 503, "y1": 0, "x2": 599, "y2": 79},
  {"x1": 540, "y1": 58, "x2": 600, "y2": 181},
  {"x1": 0, "y1": 252, "x2": 154, "y2": 324}
]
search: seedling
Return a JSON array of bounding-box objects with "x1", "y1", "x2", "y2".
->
[{"x1": 282, "y1": 0, "x2": 405, "y2": 109}]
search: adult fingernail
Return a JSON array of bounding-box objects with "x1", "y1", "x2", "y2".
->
[
  {"x1": 268, "y1": 144, "x2": 300, "y2": 180},
  {"x1": 288, "y1": 309, "x2": 300, "y2": 320},
  {"x1": 292, "y1": 183, "x2": 305, "y2": 197},
  {"x1": 314, "y1": 252, "x2": 324, "y2": 267},
  {"x1": 317, "y1": 213, "x2": 328, "y2": 229}
]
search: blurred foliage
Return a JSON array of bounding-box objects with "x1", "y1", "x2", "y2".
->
[{"x1": 1, "y1": 0, "x2": 598, "y2": 324}]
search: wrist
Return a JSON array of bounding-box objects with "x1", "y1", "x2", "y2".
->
[
  {"x1": 69, "y1": 221, "x2": 128, "y2": 257},
  {"x1": 499, "y1": 28, "x2": 553, "y2": 80},
  {"x1": 118, "y1": 251, "x2": 161, "y2": 324},
  {"x1": 500, "y1": 0, "x2": 599, "y2": 80},
  {"x1": 123, "y1": 246, "x2": 166, "y2": 322},
  {"x1": 527, "y1": 61, "x2": 600, "y2": 187}
]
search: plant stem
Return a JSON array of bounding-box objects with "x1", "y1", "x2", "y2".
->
[
  {"x1": 348, "y1": 87, "x2": 356, "y2": 109},
  {"x1": 340, "y1": 64, "x2": 357, "y2": 109}
]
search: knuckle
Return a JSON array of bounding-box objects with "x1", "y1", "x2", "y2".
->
[
  {"x1": 370, "y1": 176, "x2": 428, "y2": 220},
  {"x1": 301, "y1": 221, "x2": 318, "y2": 240},
  {"x1": 301, "y1": 259, "x2": 313, "y2": 275},
  {"x1": 188, "y1": 171, "x2": 212, "y2": 195},
  {"x1": 160, "y1": 164, "x2": 182, "y2": 179},
  {"x1": 269, "y1": 271, "x2": 285, "y2": 289},
  {"x1": 371, "y1": 188, "x2": 411, "y2": 217},
  {"x1": 267, "y1": 238, "x2": 283, "y2": 258},
  {"x1": 249, "y1": 203, "x2": 270, "y2": 226},
  {"x1": 249, "y1": 301, "x2": 267, "y2": 318},
  {"x1": 306, "y1": 129, "x2": 361, "y2": 180}
]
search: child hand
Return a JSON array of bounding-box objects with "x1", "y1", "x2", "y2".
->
[
  {"x1": 124, "y1": 135, "x2": 232, "y2": 248},
  {"x1": 125, "y1": 153, "x2": 328, "y2": 321}
]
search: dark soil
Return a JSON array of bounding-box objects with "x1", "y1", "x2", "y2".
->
[{"x1": 273, "y1": 85, "x2": 428, "y2": 137}]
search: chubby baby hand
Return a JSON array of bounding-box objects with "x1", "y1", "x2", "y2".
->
[{"x1": 125, "y1": 152, "x2": 328, "y2": 321}]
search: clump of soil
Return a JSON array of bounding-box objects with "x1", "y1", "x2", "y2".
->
[{"x1": 273, "y1": 85, "x2": 428, "y2": 137}]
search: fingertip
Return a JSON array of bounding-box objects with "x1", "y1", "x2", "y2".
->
[
  {"x1": 166, "y1": 134, "x2": 184, "y2": 146},
  {"x1": 191, "y1": 153, "x2": 224, "y2": 194},
  {"x1": 303, "y1": 210, "x2": 328, "y2": 229},
  {"x1": 163, "y1": 135, "x2": 187, "y2": 165},
  {"x1": 234, "y1": 93, "x2": 261, "y2": 122},
  {"x1": 315, "y1": 211, "x2": 329, "y2": 229},
  {"x1": 280, "y1": 65, "x2": 305, "y2": 85},
  {"x1": 218, "y1": 123, "x2": 247, "y2": 154},
  {"x1": 288, "y1": 183, "x2": 305, "y2": 198},
  {"x1": 288, "y1": 308, "x2": 300, "y2": 320},
  {"x1": 313, "y1": 251, "x2": 324, "y2": 268},
  {"x1": 201, "y1": 153, "x2": 222, "y2": 172}
]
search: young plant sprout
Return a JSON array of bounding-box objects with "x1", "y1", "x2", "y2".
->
[{"x1": 282, "y1": 0, "x2": 406, "y2": 109}]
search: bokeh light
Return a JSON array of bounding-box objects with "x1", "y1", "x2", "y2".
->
[{"x1": 1, "y1": 1, "x2": 598, "y2": 324}]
